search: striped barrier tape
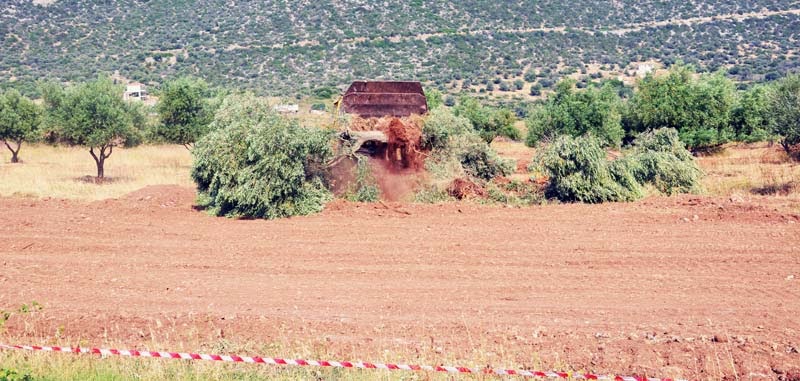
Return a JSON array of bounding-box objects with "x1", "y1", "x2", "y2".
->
[{"x1": 0, "y1": 343, "x2": 686, "y2": 381}]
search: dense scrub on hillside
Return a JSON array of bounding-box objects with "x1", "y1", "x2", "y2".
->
[{"x1": 1, "y1": 0, "x2": 799, "y2": 96}]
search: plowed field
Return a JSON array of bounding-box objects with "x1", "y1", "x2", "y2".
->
[{"x1": 1, "y1": 186, "x2": 799, "y2": 380}]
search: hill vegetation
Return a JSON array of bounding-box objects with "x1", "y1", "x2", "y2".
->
[{"x1": 2, "y1": 0, "x2": 799, "y2": 96}]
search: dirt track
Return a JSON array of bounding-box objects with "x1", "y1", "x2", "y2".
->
[{"x1": 1, "y1": 186, "x2": 799, "y2": 379}]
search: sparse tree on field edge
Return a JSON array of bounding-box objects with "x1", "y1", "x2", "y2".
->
[
  {"x1": 0, "y1": 89, "x2": 41, "y2": 163},
  {"x1": 41, "y1": 77, "x2": 144, "y2": 179}
]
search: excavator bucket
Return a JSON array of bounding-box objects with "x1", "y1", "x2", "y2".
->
[{"x1": 339, "y1": 81, "x2": 428, "y2": 118}]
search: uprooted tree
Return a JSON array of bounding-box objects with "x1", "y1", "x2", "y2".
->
[
  {"x1": 0, "y1": 89, "x2": 41, "y2": 163},
  {"x1": 41, "y1": 77, "x2": 144, "y2": 179},
  {"x1": 192, "y1": 93, "x2": 334, "y2": 219},
  {"x1": 532, "y1": 128, "x2": 701, "y2": 203}
]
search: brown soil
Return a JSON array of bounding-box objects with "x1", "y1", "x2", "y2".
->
[
  {"x1": 447, "y1": 178, "x2": 487, "y2": 199},
  {"x1": 384, "y1": 118, "x2": 424, "y2": 170},
  {"x1": 1, "y1": 186, "x2": 799, "y2": 380},
  {"x1": 348, "y1": 116, "x2": 425, "y2": 170}
]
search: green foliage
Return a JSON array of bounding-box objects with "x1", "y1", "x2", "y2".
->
[
  {"x1": 424, "y1": 89, "x2": 443, "y2": 110},
  {"x1": 453, "y1": 96, "x2": 519, "y2": 143},
  {"x1": 623, "y1": 128, "x2": 702, "y2": 194},
  {"x1": 155, "y1": 76, "x2": 213, "y2": 147},
  {"x1": 344, "y1": 156, "x2": 380, "y2": 202},
  {"x1": 532, "y1": 129, "x2": 701, "y2": 203},
  {"x1": 628, "y1": 65, "x2": 736, "y2": 149},
  {"x1": 533, "y1": 135, "x2": 642, "y2": 203},
  {"x1": 0, "y1": 89, "x2": 42, "y2": 163},
  {"x1": 525, "y1": 79, "x2": 624, "y2": 148},
  {"x1": 191, "y1": 93, "x2": 333, "y2": 219},
  {"x1": 41, "y1": 77, "x2": 145, "y2": 178},
  {"x1": 423, "y1": 108, "x2": 513, "y2": 181},
  {"x1": 310, "y1": 103, "x2": 327, "y2": 111},
  {"x1": 768, "y1": 74, "x2": 800, "y2": 157},
  {"x1": 0, "y1": 368, "x2": 32, "y2": 381},
  {"x1": 421, "y1": 106, "x2": 473, "y2": 150},
  {"x1": 312, "y1": 86, "x2": 336, "y2": 99},
  {"x1": 1, "y1": 2, "x2": 799, "y2": 97},
  {"x1": 484, "y1": 179, "x2": 544, "y2": 206},
  {"x1": 730, "y1": 84, "x2": 773, "y2": 142},
  {"x1": 455, "y1": 135, "x2": 514, "y2": 180}
]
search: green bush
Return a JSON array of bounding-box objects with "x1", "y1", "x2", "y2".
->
[
  {"x1": 0, "y1": 368, "x2": 31, "y2": 381},
  {"x1": 532, "y1": 129, "x2": 701, "y2": 203},
  {"x1": 191, "y1": 93, "x2": 334, "y2": 219},
  {"x1": 423, "y1": 108, "x2": 513, "y2": 181},
  {"x1": 768, "y1": 74, "x2": 800, "y2": 157},
  {"x1": 627, "y1": 65, "x2": 736, "y2": 149},
  {"x1": 526, "y1": 80, "x2": 624, "y2": 148},
  {"x1": 533, "y1": 135, "x2": 642, "y2": 203},
  {"x1": 625, "y1": 128, "x2": 702, "y2": 194},
  {"x1": 454, "y1": 135, "x2": 514, "y2": 180},
  {"x1": 453, "y1": 96, "x2": 520, "y2": 143},
  {"x1": 421, "y1": 107, "x2": 472, "y2": 150}
]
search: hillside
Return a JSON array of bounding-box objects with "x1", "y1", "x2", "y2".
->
[{"x1": 1, "y1": 0, "x2": 799, "y2": 96}]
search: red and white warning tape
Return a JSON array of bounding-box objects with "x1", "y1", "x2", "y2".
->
[{"x1": 0, "y1": 343, "x2": 686, "y2": 381}]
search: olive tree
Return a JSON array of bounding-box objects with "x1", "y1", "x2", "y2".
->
[
  {"x1": 192, "y1": 93, "x2": 334, "y2": 219},
  {"x1": 768, "y1": 74, "x2": 800, "y2": 158},
  {"x1": 0, "y1": 89, "x2": 41, "y2": 163},
  {"x1": 155, "y1": 77, "x2": 213, "y2": 149},
  {"x1": 42, "y1": 77, "x2": 144, "y2": 179},
  {"x1": 453, "y1": 96, "x2": 519, "y2": 143},
  {"x1": 628, "y1": 65, "x2": 735, "y2": 149},
  {"x1": 525, "y1": 80, "x2": 624, "y2": 148}
]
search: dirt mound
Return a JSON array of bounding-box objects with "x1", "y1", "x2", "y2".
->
[
  {"x1": 338, "y1": 116, "x2": 426, "y2": 201},
  {"x1": 383, "y1": 117, "x2": 424, "y2": 170},
  {"x1": 447, "y1": 178, "x2": 487, "y2": 199}
]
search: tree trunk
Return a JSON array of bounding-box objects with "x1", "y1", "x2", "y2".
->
[
  {"x1": 96, "y1": 157, "x2": 104, "y2": 179},
  {"x1": 4, "y1": 140, "x2": 21, "y2": 163},
  {"x1": 89, "y1": 146, "x2": 108, "y2": 179}
]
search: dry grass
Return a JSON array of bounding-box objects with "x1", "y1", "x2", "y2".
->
[
  {"x1": 696, "y1": 142, "x2": 800, "y2": 200},
  {"x1": 0, "y1": 144, "x2": 193, "y2": 200},
  {"x1": 2, "y1": 141, "x2": 798, "y2": 206}
]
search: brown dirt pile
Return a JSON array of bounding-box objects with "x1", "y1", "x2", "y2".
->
[
  {"x1": 347, "y1": 117, "x2": 425, "y2": 167},
  {"x1": 447, "y1": 178, "x2": 487, "y2": 199}
]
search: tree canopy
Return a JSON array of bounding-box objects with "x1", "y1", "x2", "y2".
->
[
  {"x1": 453, "y1": 96, "x2": 519, "y2": 143},
  {"x1": 192, "y1": 93, "x2": 334, "y2": 219},
  {"x1": 628, "y1": 65, "x2": 735, "y2": 149},
  {"x1": 525, "y1": 79, "x2": 624, "y2": 148},
  {"x1": 155, "y1": 77, "x2": 214, "y2": 149},
  {"x1": 768, "y1": 74, "x2": 800, "y2": 157},
  {"x1": 42, "y1": 77, "x2": 144, "y2": 178},
  {"x1": 0, "y1": 89, "x2": 41, "y2": 163}
]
